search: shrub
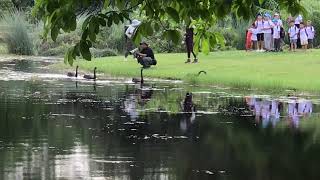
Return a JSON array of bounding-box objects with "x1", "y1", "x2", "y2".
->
[
  {"x1": 95, "y1": 23, "x2": 126, "y2": 53},
  {"x1": 0, "y1": 10, "x2": 34, "y2": 55},
  {"x1": 38, "y1": 43, "x2": 71, "y2": 57},
  {"x1": 91, "y1": 48, "x2": 118, "y2": 58}
]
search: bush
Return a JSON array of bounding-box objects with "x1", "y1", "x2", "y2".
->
[
  {"x1": 91, "y1": 48, "x2": 118, "y2": 58},
  {"x1": 0, "y1": 0, "x2": 14, "y2": 16},
  {"x1": 95, "y1": 23, "x2": 126, "y2": 53},
  {"x1": 38, "y1": 43, "x2": 71, "y2": 57},
  {"x1": 0, "y1": 10, "x2": 34, "y2": 55}
]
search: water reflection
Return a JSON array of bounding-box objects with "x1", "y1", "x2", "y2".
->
[
  {"x1": 2, "y1": 58, "x2": 320, "y2": 179},
  {"x1": 246, "y1": 96, "x2": 313, "y2": 128}
]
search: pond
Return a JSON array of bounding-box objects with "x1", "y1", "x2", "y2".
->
[{"x1": 1, "y1": 57, "x2": 320, "y2": 180}]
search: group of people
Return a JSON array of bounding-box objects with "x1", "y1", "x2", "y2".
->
[
  {"x1": 246, "y1": 13, "x2": 316, "y2": 52},
  {"x1": 246, "y1": 96, "x2": 312, "y2": 128}
]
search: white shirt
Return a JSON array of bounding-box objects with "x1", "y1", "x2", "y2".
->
[
  {"x1": 295, "y1": 15, "x2": 303, "y2": 25},
  {"x1": 306, "y1": 26, "x2": 315, "y2": 39},
  {"x1": 263, "y1": 20, "x2": 274, "y2": 34},
  {"x1": 288, "y1": 26, "x2": 298, "y2": 39},
  {"x1": 273, "y1": 24, "x2": 281, "y2": 39},
  {"x1": 299, "y1": 28, "x2": 308, "y2": 41},
  {"x1": 255, "y1": 20, "x2": 264, "y2": 33},
  {"x1": 251, "y1": 28, "x2": 258, "y2": 41}
]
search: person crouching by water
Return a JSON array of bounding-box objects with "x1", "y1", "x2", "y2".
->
[{"x1": 134, "y1": 41, "x2": 157, "y2": 69}]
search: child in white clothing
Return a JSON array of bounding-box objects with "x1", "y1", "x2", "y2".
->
[
  {"x1": 273, "y1": 20, "x2": 281, "y2": 51},
  {"x1": 306, "y1": 20, "x2": 315, "y2": 49},
  {"x1": 299, "y1": 22, "x2": 308, "y2": 51},
  {"x1": 251, "y1": 24, "x2": 258, "y2": 50},
  {"x1": 288, "y1": 21, "x2": 298, "y2": 51}
]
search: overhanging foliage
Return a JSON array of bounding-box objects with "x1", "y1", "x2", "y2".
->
[{"x1": 32, "y1": 0, "x2": 305, "y2": 65}]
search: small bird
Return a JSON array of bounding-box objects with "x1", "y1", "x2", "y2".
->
[
  {"x1": 197, "y1": 70, "x2": 207, "y2": 76},
  {"x1": 132, "y1": 68, "x2": 144, "y2": 84},
  {"x1": 67, "y1": 65, "x2": 79, "y2": 77},
  {"x1": 83, "y1": 67, "x2": 97, "y2": 80}
]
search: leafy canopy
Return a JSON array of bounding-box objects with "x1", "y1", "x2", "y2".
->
[{"x1": 32, "y1": 0, "x2": 305, "y2": 65}]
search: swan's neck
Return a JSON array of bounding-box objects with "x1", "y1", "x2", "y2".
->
[
  {"x1": 140, "y1": 69, "x2": 144, "y2": 84},
  {"x1": 75, "y1": 67, "x2": 78, "y2": 77},
  {"x1": 93, "y1": 69, "x2": 96, "y2": 79}
]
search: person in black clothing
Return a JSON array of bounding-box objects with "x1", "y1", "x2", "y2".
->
[
  {"x1": 185, "y1": 27, "x2": 198, "y2": 63},
  {"x1": 136, "y1": 41, "x2": 157, "y2": 68}
]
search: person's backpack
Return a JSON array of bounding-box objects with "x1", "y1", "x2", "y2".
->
[{"x1": 280, "y1": 27, "x2": 285, "y2": 38}]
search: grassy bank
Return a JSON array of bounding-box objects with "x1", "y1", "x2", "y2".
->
[{"x1": 56, "y1": 50, "x2": 320, "y2": 91}]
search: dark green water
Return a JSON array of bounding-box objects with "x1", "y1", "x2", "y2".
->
[{"x1": 1, "y1": 58, "x2": 320, "y2": 180}]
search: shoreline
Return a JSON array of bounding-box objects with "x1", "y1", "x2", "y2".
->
[{"x1": 7, "y1": 50, "x2": 320, "y2": 92}]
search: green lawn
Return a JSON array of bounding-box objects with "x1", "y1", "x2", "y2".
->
[{"x1": 57, "y1": 50, "x2": 320, "y2": 91}]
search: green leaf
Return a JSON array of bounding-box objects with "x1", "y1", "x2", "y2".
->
[
  {"x1": 132, "y1": 26, "x2": 142, "y2": 45},
  {"x1": 259, "y1": 0, "x2": 265, "y2": 5},
  {"x1": 81, "y1": 29, "x2": 89, "y2": 40},
  {"x1": 68, "y1": 48, "x2": 74, "y2": 66},
  {"x1": 70, "y1": 14, "x2": 77, "y2": 31},
  {"x1": 166, "y1": 7, "x2": 180, "y2": 23},
  {"x1": 139, "y1": 22, "x2": 153, "y2": 36},
  {"x1": 82, "y1": 16, "x2": 91, "y2": 31},
  {"x1": 51, "y1": 26, "x2": 59, "y2": 41},
  {"x1": 214, "y1": 32, "x2": 225, "y2": 48},
  {"x1": 164, "y1": 29, "x2": 181, "y2": 44},
  {"x1": 98, "y1": 17, "x2": 106, "y2": 26},
  {"x1": 201, "y1": 38, "x2": 210, "y2": 55},
  {"x1": 80, "y1": 40, "x2": 91, "y2": 61}
]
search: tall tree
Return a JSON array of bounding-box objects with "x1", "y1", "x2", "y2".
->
[{"x1": 32, "y1": 0, "x2": 305, "y2": 65}]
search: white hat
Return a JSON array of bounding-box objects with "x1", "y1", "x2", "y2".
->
[
  {"x1": 274, "y1": 13, "x2": 280, "y2": 16},
  {"x1": 131, "y1": 19, "x2": 141, "y2": 27}
]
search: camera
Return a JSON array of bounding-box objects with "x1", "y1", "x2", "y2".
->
[{"x1": 129, "y1": 48, "x2": 139, "y2": 58}]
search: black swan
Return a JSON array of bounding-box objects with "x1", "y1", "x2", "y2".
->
[
  {"x1": 197, "y1": 70, "x2": 207, "y2": 76},
  {"x1": 67, "y1": 65, "x2": 79, "y2": 77},
  {"x1": 83, "y1": 67, "x2": 97, "y2": 80},
  {"x1": 132, "y1": 68, "x2": 144, "y2": 84}
]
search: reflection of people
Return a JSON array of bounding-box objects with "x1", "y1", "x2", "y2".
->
[
  {"x1": 124, "y1": 95, "x2": 139, "y2": 121},
  {"x1": 185, "y1": 28, "x2": 198, "y2": 63},
  {"x1": 124, "y1": 19, "x2": 141, "y2": 60},
  {"x1": 181, "y1": 92, "x2": 196, "y2": 133},
  {"x1": 136, "y1": 42, "x2": 157, "y2": 68}
]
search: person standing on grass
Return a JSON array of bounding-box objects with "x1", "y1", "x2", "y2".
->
[
  {"x1": 255, "y1": 14, "x2": 264, "y2": 52},
  {"x1": 273, "y1": 13, "x2": 284, "y2": 51},
  {"x1": 299, "y1": 22, "x2": 309, "y2": 51},
  {"x1": 288, "y1": 20, "x2": 299, "y2": 52},
  {"x1": 124, "y1": 19, "x2": 141, "y2": 60},
  {"x1": 246, "y1": 24, "x2": 254, "y2": 51},
  {"x1": 251, "y1": 24, "x2": 259, "y2": 50},
  {"x1": 263, "y1": 13, "x2": 274, "y2": 52},
  {"x1": 306, "y1": 20, "x2": 315, "y2": 49},
  {"x1": 273, "y1": 19, "x2": 281, "y2": 52},
  {"x1": 185, "y1": 27, "x2": 198, "y2": 63},
  {"x1": 294, "y1": 14, "x2": 303, "y2": 48}
]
